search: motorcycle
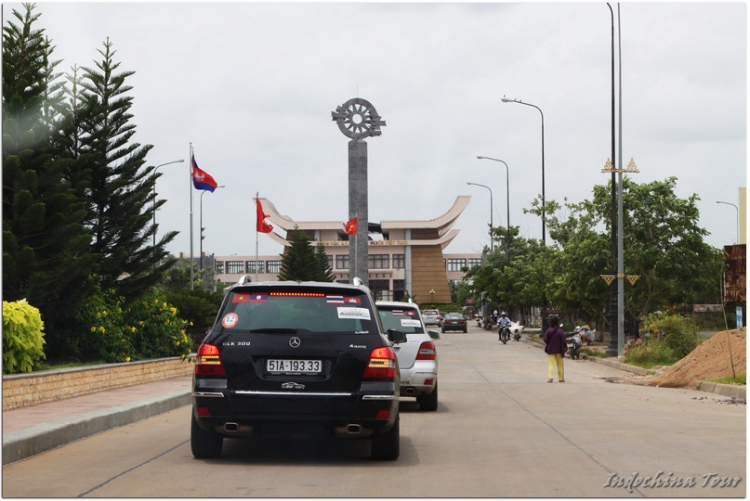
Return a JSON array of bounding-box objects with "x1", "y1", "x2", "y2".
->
[
  {"x1": 499, "y1": 326, "x2": 510, "y2": 344},
  {"x1": 566, "y1": 332, "x2": 582, "y2": 359}
]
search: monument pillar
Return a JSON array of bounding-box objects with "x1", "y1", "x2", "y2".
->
[{"x1": 332, "y1": 98, "x2": 386, "y2": 287}]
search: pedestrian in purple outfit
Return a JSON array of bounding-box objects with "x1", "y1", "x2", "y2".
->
[{"x1": 543, "y1": 317, "x2": 567, "y2": 382}]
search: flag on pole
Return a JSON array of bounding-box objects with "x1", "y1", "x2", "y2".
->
[
  {"x1": 191, "y1": 155, "x2": 218, "y2": 192},
  {"x1": 256, "y1": 198, "x2": 273, "y2": 233},
  {"x1": 344, "y1": 217, "x2": 357, "y2": 235}
]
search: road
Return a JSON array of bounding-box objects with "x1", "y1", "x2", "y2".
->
[{"x1": 2, "y1": 325, "x2": 745, "y2": 497}]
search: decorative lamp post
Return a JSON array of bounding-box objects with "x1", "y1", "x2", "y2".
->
[{"x1": 467, "y1": 182, "x2": 494, "y2": 253}]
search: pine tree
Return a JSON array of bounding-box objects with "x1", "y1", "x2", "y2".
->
[
  {"x1": 278, "y1": 228, "x2": 318, "y2": 281},
  {"x1": 76, "y1": 38, "x2": 176, "y2": 299},
  {"x1": 2, "y1": 4, "x2": 93, "y2": 344},
  {"x1": 314, "y1": 242, "x2": 334, "y2": 282}
]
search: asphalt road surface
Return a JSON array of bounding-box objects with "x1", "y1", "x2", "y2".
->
[{"x1": 3, "y1": 325, "x2": 745, "y2": 497}]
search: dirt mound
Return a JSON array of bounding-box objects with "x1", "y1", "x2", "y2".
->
[{"x1": 651, "y1": 328, "x2": 746, "y2": 388}]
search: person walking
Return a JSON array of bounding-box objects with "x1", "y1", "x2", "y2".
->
[{"x1": 543, "y1": 317, "x2": 566, "y2": 382}]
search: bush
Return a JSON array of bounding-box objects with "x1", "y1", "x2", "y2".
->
[
  {"x1": 74, "y1": 288, "x2": 192, "y2": 363},
  {"x1": 624, "y1": 337, "x2": 677, "y2": 367},
  {"x1": 3, "y1": 299, "x2": 46, "y2": 374},
  {"x1": 643, "y1": 312, "x2": 701, "y2": 359}
]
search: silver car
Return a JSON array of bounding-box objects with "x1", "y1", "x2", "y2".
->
[{"x1": 376, "y1": 301, "x2": 439, "y2": 411}]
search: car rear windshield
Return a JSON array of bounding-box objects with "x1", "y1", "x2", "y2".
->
[
  {"x1": 377, "y1": 307, "x2": 425, "y2": 334},
  {"x1": 217, "y1": 288, "x2": 379, "y2": 334}
]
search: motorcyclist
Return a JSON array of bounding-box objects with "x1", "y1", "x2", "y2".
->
[
  {"x1": 497, "y1": 312, "x2": 512, "y2": 341},
  {"x1": 579, "y1": 325, "x2": 595, "y2": 345}
]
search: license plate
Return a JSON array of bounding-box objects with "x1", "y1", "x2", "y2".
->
[{"x1": 267, "y1": 359, "x2": 322, "y2": 374}]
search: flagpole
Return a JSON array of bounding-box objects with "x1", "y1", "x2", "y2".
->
[
  {"x1": 255, "y1": 191, "x2": 260, "y2": 282},
  {"x1": 354, "y1": 211, "x2": 358, "y2": 281},
  {"x1": 189, "y1": 143, "x2": 194, "y2": 290}
]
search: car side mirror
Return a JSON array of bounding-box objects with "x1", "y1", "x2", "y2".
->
[
  {"x1": 428, "y1": 330, "x2": 441, "y2": 340},
  {"x1": 387, "y1": 329, "x2": 407, "y2": 344}
]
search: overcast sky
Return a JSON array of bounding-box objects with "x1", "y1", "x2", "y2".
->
[{"x1": 5, "y1": 2, "x2": 747, "y2": 258}]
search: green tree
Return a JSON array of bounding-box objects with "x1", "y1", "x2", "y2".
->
[
  {"x1": 2, "y1": 4, "x2": 94, "y2": 357},
  {"x1": 77, "y1": 38, "x2": 177, "y2": 299},
  {"x1": 278, "y1": 227, "x2": 318, "y2": 281},
  {"x1": 313, "y1": 242, "x2": 334, "y2": 282}
]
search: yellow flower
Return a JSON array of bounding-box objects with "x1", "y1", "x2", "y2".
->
[
  {"x1": 102, "y1": 310, "x2": 107, "y2": 316},
  {"x1": 170, "y1": 307, "x2": 177, "y2": 316},
  {"x1": 165, "y1": 319, "x2": 170, "y2": 325},
  {"x1": 163, "y1": 302, "x2": 168, "y2": 309},
  {"x1": 125, "y1": 356, "x2": 131, "y2": 362},
  {"x1": 98, "y1": 326, "x2": 106, "y2": 333},
  {"x1": 189, "y1": 321, "x2": 194, "y2": 326},
  {"x1": 91, "y1": 326, "x2": 96, "y2": 333},
  {"x1": 181, "y1": 329, "x2": 186, "y2": 335},
  {"x1": 139, "y1": 320, "x2": 145, "y2": 326},
  {"x1": 131, "y1": 326, "x2": 137, "y2": 333}
]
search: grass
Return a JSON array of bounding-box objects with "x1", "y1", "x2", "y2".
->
[
  {"x1": 710, "y1": 374, "x2": 746, "y2": 385},
  {"x1": 580, "y1": 348, "x2": 607, "y2": 358}
]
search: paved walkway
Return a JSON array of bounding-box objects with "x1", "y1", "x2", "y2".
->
[{"x1": 2, "y1": 376, "x2": 192, "y2": 465}]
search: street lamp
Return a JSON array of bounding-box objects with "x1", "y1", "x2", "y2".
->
[
  {"x1": 152, "y1": 159, "x2": 185, "y2": 251},
  {"x1": 467, "y1": 182, "x2": 494, "y2": 252},
  {"x1": 501, "y1": 96, "x2": 547, "y2": 328},
  {"x1": 716, "y1": 201, "x2": 739, "y2": 244},
  {"x1": 500, "y1": 97, "x2": 545, "y2": 248},
  {"x1": 477, "y1": 156, "x2": 510, "y2": 240},
  {"x1": 200, "y1": 185, "x2": 225, "y2": 271}
]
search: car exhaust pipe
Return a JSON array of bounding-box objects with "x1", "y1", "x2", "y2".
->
[
  {"x1": 347, "y1": 424, "x2": 361, "y2": 434},
  {"x1": 404, "y1": 387, "x2": 416, "y2": 395},
  {"x1": 224, "y1": 422, "x2": 239, "y2": 433}
]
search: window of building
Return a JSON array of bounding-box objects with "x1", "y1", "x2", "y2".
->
[
  {"x1": 446, "y1": 258, "x2": 467, "y2": 272},
  {"x1": 215, "y1": 261, "x2": 225, "y2": 273},
  {"x1": 393, "y1": 254, "x2": 405, "y2": 269},
  {"x1": 246, "y1": 261, "x2": 265, "y2": 274},
  {"x1": 369, "y1": 254, "x2": 389, "y2": 269},
  {"x1": 336, "y1": 255, "x2": 349, "y2": 269},
  {"x1": 369, "y1": 279, "x2": 390, "y2": 301},
  {"x1": 266, "y1": 260, "x2": 281, "y2": 274},
  {"x1": 226, "y1": 261, "x2": 244, "y2": 274},
  {"x1": 467, "y1": 258, "x2": 482, "y2": 268}
]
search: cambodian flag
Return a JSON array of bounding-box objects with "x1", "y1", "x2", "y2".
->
[{"x1": 191, "y1": 155, "x2": 217, "y2": 192}]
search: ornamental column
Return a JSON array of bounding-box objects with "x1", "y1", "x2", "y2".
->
[{"x1": 331, "y1": 98, "x2": 386, "y2": 287}]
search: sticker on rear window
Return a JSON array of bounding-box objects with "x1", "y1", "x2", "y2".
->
[
  {"x1": 337, "y1": 307, "x2": 371, "y2": 321},
  {"x1": 222, "y1": 312, "x2": 239, "y2": 329},
  {"x1": 401, "y1": 319, "x2": 421, "y2": 328}
]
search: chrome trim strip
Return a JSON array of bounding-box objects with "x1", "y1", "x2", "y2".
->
[
  {"x1": 362, "y1": 395, "x2": 398, "y2": 400},
  {"x1": 234, "y1": 390, "x2": 352, "y2": 397},
  {"x1": 192, "y1": 391, "x2": 225, "y2": 398}
]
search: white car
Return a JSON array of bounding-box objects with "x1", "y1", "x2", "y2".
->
[{"x1": 376, "y1": 301, "x2": 439, "y2": 411}]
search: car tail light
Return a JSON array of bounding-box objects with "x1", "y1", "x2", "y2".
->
[
  {"x1": 363, "y1": 346, "x2": 397, "y2": 379},
  {"x1": 416, "y1": 341, "x2": 436, "y2": 361},
  {"x1": 195, "y1": 343, "x2": 226, "y2": 376}
]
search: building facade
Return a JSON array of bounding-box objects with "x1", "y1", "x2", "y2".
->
[{"x1": 210, "y1": 196, "x2": 481, "y2": 303}]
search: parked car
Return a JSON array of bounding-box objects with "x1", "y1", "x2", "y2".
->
[
  {"x1": 422, "y1": 309, "x2": 443, "y2": 327},
  {"x1": 191, "y1": 277, "x2": 405, "y2": 461},
  {"x1": 376, "y1": 301, "x2": 439, "y2": 411},
  {"x1": 442, "y1": 312, "x2": 468, "y2": 333}
]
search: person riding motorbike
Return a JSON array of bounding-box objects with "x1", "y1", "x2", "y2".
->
[{"x1": 497, "y1": 312, "x2": 512, "y2": 342}]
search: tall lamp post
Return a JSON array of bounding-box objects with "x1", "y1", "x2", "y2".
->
[
  {"x1": 716, "y1": 201, "x2": 739, "y2": 244},
  {"x1": 467, "y1": 182, "x2": 494, "y2": 252},
  {"x1": 200, "y1": 185, "x2": 225, "y2": 271},
  {"x1": 152, "y1": 159, "x2": 185, "y2": 250},
  {"x1": 477, "y1": 156, "x2": 510, "y2": 240},
  {"x1": 500, "y1": 96, "x2": 547, "y2": 327}
]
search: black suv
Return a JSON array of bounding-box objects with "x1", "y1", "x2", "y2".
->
[{"x1": 191, "y1": 279, "x2": 405, "y2": 460}]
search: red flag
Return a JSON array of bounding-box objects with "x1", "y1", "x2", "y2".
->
[
  {"x1": 344, "y1": 217, "x2": 357, "y2": 235},
  {"x1": 256, "y1": 198, "x2": 273, "y2": 233}
]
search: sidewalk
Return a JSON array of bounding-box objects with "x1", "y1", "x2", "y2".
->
[{"x1": 2, "y1": 375, "x2": 192, "y2": 465}]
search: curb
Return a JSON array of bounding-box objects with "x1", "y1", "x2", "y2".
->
[
  {"x1": 694, "y1": 381, "x2": 746, "y2": 400},
  {"x1": 2, "y1": 389, "x2": 191, "y2": 465}
]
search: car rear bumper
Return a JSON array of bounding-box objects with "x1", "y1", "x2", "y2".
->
[
  {"x1": 192, "y1": 381, "x2": 398, "y2": 437},
  {"x1": 398, "y1": 361, "x2": 437, "y2": 396}
]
